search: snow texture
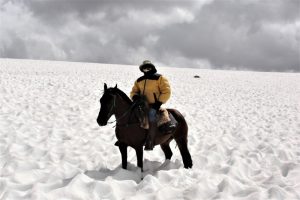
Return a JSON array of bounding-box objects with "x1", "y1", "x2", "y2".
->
[{"x1": 0, "y1": 59, "x2": 299, "y2": 200}]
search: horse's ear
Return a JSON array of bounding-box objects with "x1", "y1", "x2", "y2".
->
[
  {"x1": 114, "y1": 84, "x2": 117, "y2": 89},
  {"x1": 104, "y1": 83, "x2": 108, "y2": 91}
]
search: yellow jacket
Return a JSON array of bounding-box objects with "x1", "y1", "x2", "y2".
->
[{"x1": 130, "y1": 74, "x2": 171, "y2": 104}]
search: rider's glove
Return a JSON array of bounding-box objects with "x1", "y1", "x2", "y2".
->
[
  {"x1": 152, "y1": 101, "x2": 162, "y2": 111},
  {"x1": 132, "y1": 95, "x2": 141, "y2": 102}
]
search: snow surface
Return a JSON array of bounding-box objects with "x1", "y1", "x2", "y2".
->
[{"x1": 0, "y1": 59, "x2": 300, "y2": 200}]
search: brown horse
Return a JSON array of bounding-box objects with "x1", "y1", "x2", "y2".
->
[{"x1": 97, "y1": 83, "x2": 193, "y2": 172}]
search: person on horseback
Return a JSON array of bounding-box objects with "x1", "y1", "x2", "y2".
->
[{"x1": 130, "y1": 60, "x2": 176, "y2": 150}]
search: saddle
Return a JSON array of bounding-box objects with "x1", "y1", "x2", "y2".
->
[
  {"x1": 136, "y1": 107, "x2": 178, "y2": 133},
  {"x1": 157, "y1": 108, "x2": 178, "y2": 133},
  {"x1": 132, "y1": 95, "x2": 177, "y2": 133}
]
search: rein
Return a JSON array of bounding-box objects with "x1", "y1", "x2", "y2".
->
[{"x1": 107, "y1": 93, "x2": 139, "y2": 127}]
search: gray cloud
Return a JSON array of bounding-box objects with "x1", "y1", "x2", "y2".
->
[
  {"x1": 156, "y1": 0, "x2": 300, "y2": 71},
  {"x1": 0, "y1": 0, "x2": 299, "y2": 71}
]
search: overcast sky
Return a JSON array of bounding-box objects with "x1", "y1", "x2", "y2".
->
[{"x1": 0, "y1": 0, "x2": 299, "y2": 71}]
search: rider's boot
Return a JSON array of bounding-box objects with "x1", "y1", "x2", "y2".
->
[{"x1": 160, "y1": 121, "x2": 177, "y2": 132}]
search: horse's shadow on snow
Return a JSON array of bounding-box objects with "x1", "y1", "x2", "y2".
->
[{"x1": 84, "y1": 159, "x2": 182, "y2": 183}]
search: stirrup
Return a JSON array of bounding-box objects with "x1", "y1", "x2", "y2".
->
[
  {"x1": 144, "y1": 136, "x2": 154, "y2": 150},
  {"x1": 144, "y1": 141, "x2": 154, "y2": 151}
]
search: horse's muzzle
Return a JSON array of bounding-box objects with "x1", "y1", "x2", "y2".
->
[{"x1": 97, "y1": 118, "x2": 107, "y2": 126}]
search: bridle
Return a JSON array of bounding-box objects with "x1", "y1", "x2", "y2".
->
[
  {"x1": 105, "y1": 92, "x2": 139, "y2": 126},
  {"x1": 106, "y1": 94, "x2": 116, "y2": 123}
]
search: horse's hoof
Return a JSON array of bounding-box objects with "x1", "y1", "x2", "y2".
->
[{"x1": 184, "y1": 163, "x2": 193, "y2": 169}]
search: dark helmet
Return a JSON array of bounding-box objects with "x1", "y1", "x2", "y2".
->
[{"x1": 139, "y1": 60, "x2": 157, "y2": 74}]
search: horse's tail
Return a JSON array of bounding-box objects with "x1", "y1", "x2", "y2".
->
[
  {"x1": 168, "y1": 109, "x2": 188, "y2": 141},
  {"x1": 168, "y1": 108, "x2": 193, "y2": 168}
]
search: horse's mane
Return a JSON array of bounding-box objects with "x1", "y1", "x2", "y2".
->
[{"x1": 114, "y1": 88, "x2": 133, "y2": 105}]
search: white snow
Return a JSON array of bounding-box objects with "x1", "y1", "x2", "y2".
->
[{"x1": 0, "y1": 59, "x2": 299, "y2": 200}]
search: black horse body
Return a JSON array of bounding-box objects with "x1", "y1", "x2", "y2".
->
[{"x1": 97, "y1": 84, "x2": 193, "y2": 171}]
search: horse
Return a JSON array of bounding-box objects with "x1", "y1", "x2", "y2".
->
[{"x1": 97, "y1": 83, "x2": 193, "y2": 172}]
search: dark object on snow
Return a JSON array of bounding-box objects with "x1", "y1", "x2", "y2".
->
[
  {"x1": 97, "y1": 83, "x2": 193, "y2": 172},
  {"x1": 194, "y1": 75, "x2": 200, "y2": 78}
]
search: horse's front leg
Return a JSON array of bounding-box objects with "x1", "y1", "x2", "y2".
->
[
  {"x1": 135, "y1": 146, "x2": 144, "y2": 172},
  {"x1": 118, "y1": 143, "x2": 128, "y2": 169}
]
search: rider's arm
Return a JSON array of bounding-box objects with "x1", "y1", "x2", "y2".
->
[
  {"x1": 130, "y1": 80, "x2": 140, "y2": 100},
  {"x1": 158, "y1": 76, "x2": 171, "y2": 104}
]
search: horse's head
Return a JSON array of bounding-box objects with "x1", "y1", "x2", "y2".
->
[{"x1": 97, "y1": 83, "x2": 118, "y2": 126}]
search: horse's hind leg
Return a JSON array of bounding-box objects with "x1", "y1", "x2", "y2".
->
[
  {"x1": 119, "y1": 144, "x2": 128, "y2": 169},
  {"x1": 175, "y1": 137, "x2": 193, "y2": 168},
  {"x1": 160, "y1": 141, "x2": 173, "y2": 160}
]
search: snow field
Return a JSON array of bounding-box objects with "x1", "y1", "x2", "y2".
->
[{"x1": 0, "y1": 59, "x2": 299, "y2": 199}]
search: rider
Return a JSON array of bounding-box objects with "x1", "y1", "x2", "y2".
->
[{"x1": 130, "y1": 60, "x2": 175, "y2": 150}]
